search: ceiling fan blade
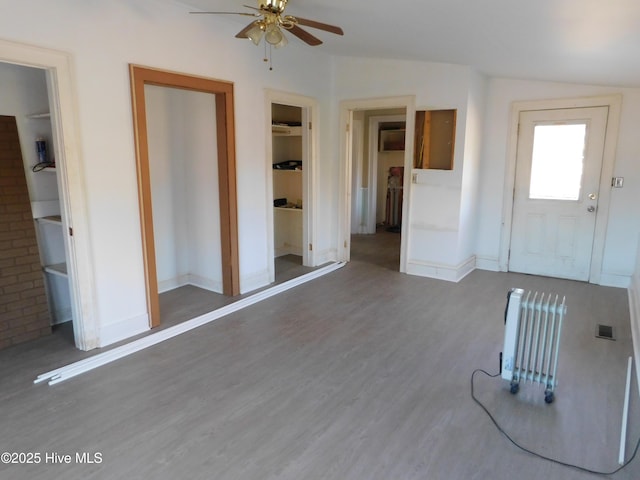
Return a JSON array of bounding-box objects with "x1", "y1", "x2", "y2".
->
[
  {"x1": 243, "y1": 4, "x2": 263, "y2": 13},
  {"x1": 293, "y1": 16, "x2": 344, "y2": 36},
  {"x1": 235, "y1": 21, "x2": 259, "y2": 39},
  {"x1": 288, "y1": 25, "x2": 323, "y2": 46},
  {"x1": 190, "y1": 11, "x2": 260, "y2": 17}
]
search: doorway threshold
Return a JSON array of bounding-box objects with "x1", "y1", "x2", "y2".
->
[{"x1": 35, "y1": 262, "x2": 346, "y2": 386}]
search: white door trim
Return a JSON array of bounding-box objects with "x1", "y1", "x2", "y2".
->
[
  {"x1": 350, "y1": 117, "x2": 364, "y2": 234},
  {"x1": 338, "y1": 96, "x2": 416, "y2": 271},
  {"x1": 499, "y1": 95, "x2": 622, "y2": 284},
  {"x1": 0, "y1": 39, "x2": 98, "y2": 350},
  {"x1": 265, "y1": 89, "x2": 318, "y2": 281}
]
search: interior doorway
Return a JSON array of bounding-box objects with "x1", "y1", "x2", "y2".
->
[
  {"x1": 266, "y1": 91, "x2": 317, "y2": 284},
  {"x1": 129, "y1": 65, "x2": 240, "y2": 328},
  {"x1": 0, "y1": 44, "x2": 95, "y2": 351},
  {"x1": 346, "y1": 107, "x2": 408, "y2": 270},
  {"x1": 271, "y1": 102, "x2": 308, "y2": 279}
]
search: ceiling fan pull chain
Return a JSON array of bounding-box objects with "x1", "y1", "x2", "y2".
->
[{"x1": 269, "y1": 44, "x2": 274, "y2": 71}]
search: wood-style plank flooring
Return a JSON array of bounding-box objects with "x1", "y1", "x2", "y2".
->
[{"x1": 0, "y1": 232, "x2": 638, "y2": 479}]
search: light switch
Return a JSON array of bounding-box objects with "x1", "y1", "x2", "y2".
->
[{"x1": 612, "y1": 177, "x2": 624, "y2": 188}]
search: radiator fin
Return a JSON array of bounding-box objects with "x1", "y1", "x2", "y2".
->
[{"x1": 501, "y1": 288, "x2": 566, "y2": 401}]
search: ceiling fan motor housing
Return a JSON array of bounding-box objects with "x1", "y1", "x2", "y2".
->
[{"x1": 260, "y1": 0, "x2": 288, "y2": 14}]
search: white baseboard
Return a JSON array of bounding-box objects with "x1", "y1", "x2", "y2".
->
[
  {"x1": 628, "y1": 275, "x2": 640, "y2": 397},
  {"x1": 240, "y1": 269, "x2": 271, "y2": 295},
  {"x1": 157, "y1": 276, "x2": 189, "y2": 294},
  {"x1": 99, "y1": 313, "x2": 149, "y2": 348},
  {"x1": 275, "y1": 245, "x2": 303, "y2": 257},
  {"x1": 600, "y1": 272, "x2": 632, "y2": 288},
  {"x1": 315, "y1": 248, "x2": 337, "y2": 266},
  {"x1": 406, "y1": 256, "x2": 476, "y2": 283},
  {"x1": 187, "y1": 274, "x2": 223, "y2": 294},
  {"x1": 475, "y1": 255, "x2": 500, "y2": 272},
  {"x1": 158, "y1": 275, "x2": 223, "y2": 294}
]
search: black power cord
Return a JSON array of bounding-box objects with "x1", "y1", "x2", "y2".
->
[
  {"x1": 32, "y1": 161, "x2": 55, "y2": 172},
  {"x1": 471, "y1": 368, "x2": 640, "y2": 476}
]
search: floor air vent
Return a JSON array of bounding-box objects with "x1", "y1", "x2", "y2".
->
[{"x1": 595, "y1": 324, "x2": 616, "y2": 341}]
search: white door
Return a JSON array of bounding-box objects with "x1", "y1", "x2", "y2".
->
[{"x1": 509, "y1": 107, "x2": 608, "y2": 281}]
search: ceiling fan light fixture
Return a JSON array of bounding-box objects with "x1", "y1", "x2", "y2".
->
[
  {"x1": 195, "y1": 0, "x2": 343, "y2": 68},
  {"x1": 246, "y1": 23, "x2": 265, "y2": 45},
  {"x1": 265, "y1": 23, "x2": 284, "y2": 45},
  {"x1": 273, "y1": 31, "x2": 288, "y2": 48}
]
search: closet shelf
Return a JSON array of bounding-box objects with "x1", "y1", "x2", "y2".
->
[
  {"x1": 44, "y1": 263, "x2": 68, "y2": 278},
  {"x1": 37, "y1": 215, "x2": 62, "y2": 226},
  {"x1": 272, "y1": 125, "x2": 302, "y2": 136},
  {"x1": 274, "y1": 207, "x2": 303, "y2": 213},
  {"x1": 26, "y1": 112, "x2": 51, "y2": 119}
]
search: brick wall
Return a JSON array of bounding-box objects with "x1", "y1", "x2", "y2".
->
[{"x1": 0, "y1": 115, "x2": 51, "y2": 350}]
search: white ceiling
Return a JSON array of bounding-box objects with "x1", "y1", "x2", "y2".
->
[{"x1": 180, "y1": 0, "x2": 640, "y2": 87}]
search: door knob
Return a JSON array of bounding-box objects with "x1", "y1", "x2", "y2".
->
[
  {"x1": 587, "y1": 205, "x2": 596, "y2": 212},
  {"x1": 588, "y1": 193, "x2": 597, "y2": 200}
]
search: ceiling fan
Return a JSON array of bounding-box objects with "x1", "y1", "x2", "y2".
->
[{"x1": 190, "y1": 0, "x2": 344, "y2": 49}]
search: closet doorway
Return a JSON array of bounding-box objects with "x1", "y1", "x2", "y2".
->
[
  {"x1": 266, "y1": 91, "x2": 317, "y2": 283},
  {"x1": 0, "y1": 40, "x2": 95, "y2": 351},
  {"x1": 130, "y1": 66, "x2": 239, "y2": 328}
]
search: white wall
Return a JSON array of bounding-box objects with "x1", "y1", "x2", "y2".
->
[
  {"x1": 475, "y1": 77, "x2": 640, "y2": 286},
  {"x1": 333, "y1": 56, "x2": 479, "y2": 280},
  {"x1": 0, "y1": 0, "x2": 335, "y2": 346},
  {"x1": 146, "y1": 85, "x2": 222, "y2": 293},
  {"x1": 183, "y1": 90, "x2": 223, "y2": 292},
  {"x1": 458, "y1": 71, "x2": 487, "y2": 264},
  {"x1": 0, "y1": 63, "x2": 55, "y2": 203}
]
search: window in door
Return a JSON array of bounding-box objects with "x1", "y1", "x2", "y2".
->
[{"x1": 529, "y1": 123, "x2": 587, "y2": 201}]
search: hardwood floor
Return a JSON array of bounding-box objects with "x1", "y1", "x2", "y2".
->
[
  {"x1": 155, "y1": 255, "x2": 320, "y2": 330},
  {"x1": 0, "y1": 250, "x2": 638, "y2": 479},
  {"x1": 351, "y1": 226, "x2": 401, "y2": 271}
]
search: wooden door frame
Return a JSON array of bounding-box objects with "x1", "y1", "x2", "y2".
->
[
  {"x1": 499, "y1": 95, "x2": 622, "y2": 285},
  {"x1": 129, "y1": 65, "x2": 239, "y2": 328}
]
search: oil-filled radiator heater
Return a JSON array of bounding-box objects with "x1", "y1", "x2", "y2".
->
[{"x1": 501, "y1": 288, "x2": 567, "y2": 404}]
